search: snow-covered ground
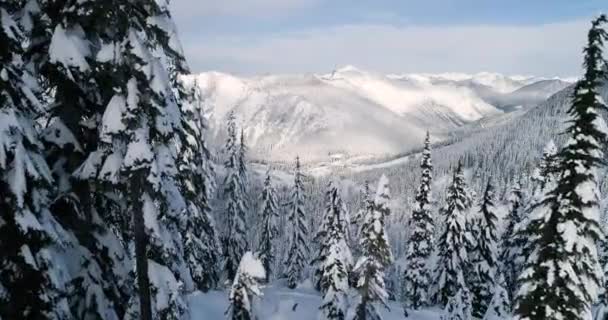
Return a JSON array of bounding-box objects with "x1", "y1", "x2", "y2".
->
[{"x1": 189, "y1": 282, "x2": 441, "y2": 319}]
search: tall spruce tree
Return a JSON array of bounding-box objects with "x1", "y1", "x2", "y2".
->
[
  {"x1": 223, "y1": 111, "x2": 249, "y2": 281},
  {"x1": 313, "y1": 181, "x2": 352, "y2": 293},
  {"x1": 318, "y1": 182, "x2": 353, "y2": 320},
  {"x1": 402, "y1": 131, "x2": 434, "y2": 311},
  {"x1": 257, "y1": 170, "x2": 279, "y2": 280},
  {"x1": 0, "y1": 6, "x2": 71, "y2": 319},
  {"x1": 434, "y1": 161, "x2": 471, "y2": 307},
  {"x1": 469, "y1": 179, "x2": 499, "y2": 318},
  {"x1": 178, "y1": 79, "x2": 221, "y2": 292},
  {"x1": 284, "y1": 156, "x2": 310, "y2": 289},
  {"x1": 499, "y1": 179, "x2": 525, "y2": 302},
  {"x1": 350, "y1": 175, "x2": 394, "y2": 320},
  {"x1": 226, "y1": 252, "x2": 266, "y2": 320},
  {"x1": 514, "y1": 15, "x2": 608, "y2": 320}
]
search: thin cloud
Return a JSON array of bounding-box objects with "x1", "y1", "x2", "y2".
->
[{"x1": 182, "y1": 19, "x2": 589, "y2": 77}]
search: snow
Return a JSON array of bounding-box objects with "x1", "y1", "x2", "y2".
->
[
  {"x1": 238, "y1": 252, "x2": 266, "y2": 280},
  {"x1": 190, "y1": 284, "x2": 441, "y2": 320},
  {"x1": 49, "y1": 24, "x2": 91, "y2": 73},
  {"x1": 101, "y1": 94, "x2": 127, "y2": 140}
]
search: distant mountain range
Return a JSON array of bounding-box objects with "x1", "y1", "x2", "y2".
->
[{"x1": 184, "y1": 66, "x2": 575, "y2": 162}]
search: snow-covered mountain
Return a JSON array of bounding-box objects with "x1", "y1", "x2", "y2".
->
[{"x1": 185, "y1": 66, "x2": 574, "y2": 162}]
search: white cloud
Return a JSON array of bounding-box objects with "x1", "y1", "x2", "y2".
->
[
  {"x1": 169, "y1": 0, "x2": 320, "y2": 18},
  {"x1": 182, "y1": 19, "x2": 590, "y2": 77}
]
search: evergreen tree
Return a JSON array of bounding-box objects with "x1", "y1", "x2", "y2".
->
[
  {"x1": 434, "y1": 162, "x2": 471, "y2": 307},
  {"x1": 318, "y1": 182, "x2": 353, "y2": 320},
  {"x1": 226, "y1": 252, "x2": 266, "y2": 320},
  {"x1": 531, "y1": 140, "x2": 559, "y2": 192},
  {"x1": 402, "y1": 131, "x2": 434, "y2": 311},
  {"x1": 499, "y1": 179, "x2": 525, "y2": 302},
  {"x1": 314, "y1": 181, "x2": 352, "y2": 293},
  {"x1": 223, "y1": 111, "x2": 249, "y2": 281},
  {"x1": 0, "y1": 6, "x2": 71, "y2": 319},
  {"x1": 482, "y1": 275, "x2": 510, "y2": 320},
  {"x1": 257, "y1": 170, "x2": 279, "y2": 280},
  {"x1": 178, "y1": 79, "x2": 221, "y2": 292},
  {"x1": 441, "y1": 288, "x2": 472, "y2": 320},
  {"x1": 469, "y1": 180, "x2": 499, "y2": 318},
  {"x1": 350, "y1": 175, "x2": 394, "y2": 320},
  {"x1": 514, "y1": 15, "x2": 608, "y2": 320},
  {"x1": 29, "y1": 0, "x2": 136, "y2": 318},
  {"x1": 284, "y1": 156, "x2": 310, "y2": 289}
]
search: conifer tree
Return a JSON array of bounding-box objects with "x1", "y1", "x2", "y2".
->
[
  {"x1": 350, "y1": 175, "x2": 394, "y2": 320},
  {"x1": 257, "y1": 171, "x2": 279, "y2": 280},
  {"x1": 441, "y1": 288, "x2": 472, "y2": 320},
  {"x1": 29, "y1": 0, "x2": 136, "y2": 317},
  {"x1": 499, "y1": 179, "x2": 525, "y2": 302},
  {"x1": 178, "y1": 79, "x2": 221, "y2": 291},
  {"x1": 402, "y1": 131, "x2": 434, "y2": 311},
  {"x1": 226, "y1": 252, "x2": 266, "y2": 320},
  {"x1": 514, "y1": 15, "x2": 608, "y2": 320},
  {"x1": 223, "y1": 111, "x2": 249, "y2": 281},
  {"x1": 0, "y1": 6, "x2": 70, "y2": 319},
  {"x1": 318, "y1": 182, "x2": 353, "y2": 320},
  {"x1": 482, "y1": 275, "x2": 510, "y2": 320},
  {"x1": 531, "y1": 140, "x2": 559, "y2": 192},
  {"x1": 284, "y1": 156, "x2": 310, "y2": 289},
  {"x1": 469, "y1": 180, "x2": 499, "y2": 318},
  {"x1": 314, "y1": 181, "x2": 352, "y2": 293},
  {"x1": 434, "y1": 162, "x2": 471, "y2": 307}
]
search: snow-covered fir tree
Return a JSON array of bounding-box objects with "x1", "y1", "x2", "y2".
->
[
  {"x1": 351, "y1": 180, "x2": 371, "y2": 258},
  {"x1": 318, "y1": 182, "x2": 353, "y2": 320},
  {"x1": 314, "y1": 181, "x2": 352, "y2": 293},
  {"x1": 482, "y1": 275, "x2": 510, "y2": 320},
  {"x1": 531, "y1": 140, "x2": 559, "y2": 193},
  {"x1": 178, "y1": 79, "x2": 221, "y2": 292},
  {"x1": 222, "y1": 111, "x2": 249, "y2": 281},
  {"x1": 257, "y1": 170, "x2": 279, "y2": 280},
  {"x1": 469, "y1": 179, "x2": 499, "y2": 318},
  {"x1": 350, "y1": 175, "x2": 394, "y2": 320},
  {"x1": 434, "y1": 161, "x2": 471, "y2": 307},
  {"x1": 226, "y1": 252, "x2": 266, "y2": 320},
  {"x1": 0, "y1": 6, "x2": 71, "y2": 319},
  {"x1": 284, "y1": 156, "x2": 310, "y2": 289},
  {"x1": 402, "y1": 131, "x2": 434, "y2": 312},
  {"x1": 441, "y1": 288, "x2": 472, "y2": 320},
  {"x1": 514, "y1": 14, "x2": 608, "y2": 320},
  {"x1": 498, "y1": 179, "x2": 525, "y2": 302}
]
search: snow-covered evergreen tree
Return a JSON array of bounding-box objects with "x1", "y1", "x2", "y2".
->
[
  {"x1": 0, "y1": 6, "x2": 71, "y2": 319},
  {"x1": 531, "y1": 140, "x2": 559, "y2": 192},
  {"x1": 178, "y1": 79, "x2": 221, "y2": 292},
  {"x1": 284, "y1": 156, "x2": 310, "y2": 289},
  {"x1": 222, "y1": 111, "x2": 249, "y2": 281},
  {"x1": 314, "y1": 181, "x2": 352, "y2": 293},
  {"x1": 482, "y1": 275, "x2": 510, "y2": 320},
  {"x1": 226, "y1": 252, "x2": 266, "y2": 320},
  {"x1": 514, "y1": 14, "x2": 608, "y2": 320},
  {"x1": 469, "y1": 179, "x2": 499, "y2": 318},
  {"x1": 441, "y1": 287, "x2": 472, "y2": 320},
  {"x1": 402, "y1": 132, "x2": 434, "y2": 311},
  {"x1": 257, "y1": 171, "x2": 279, "y2": 280},
  {"x1": 318, "y1": 182, "x2": 353, "y2": 320},
  {"x1": 350, "y1": 175, "x2": 394, "y2": 320},
  {"x1": 499, "y1": 179, "x2": 525, "y2": 302},
  {"x1": 434, "y1": 161, "x2": 471, "y2": 307}
]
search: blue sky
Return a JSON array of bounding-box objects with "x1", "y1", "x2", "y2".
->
[{"x1": 170, "y1": 0, "x2": 606, "y2": 76}]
